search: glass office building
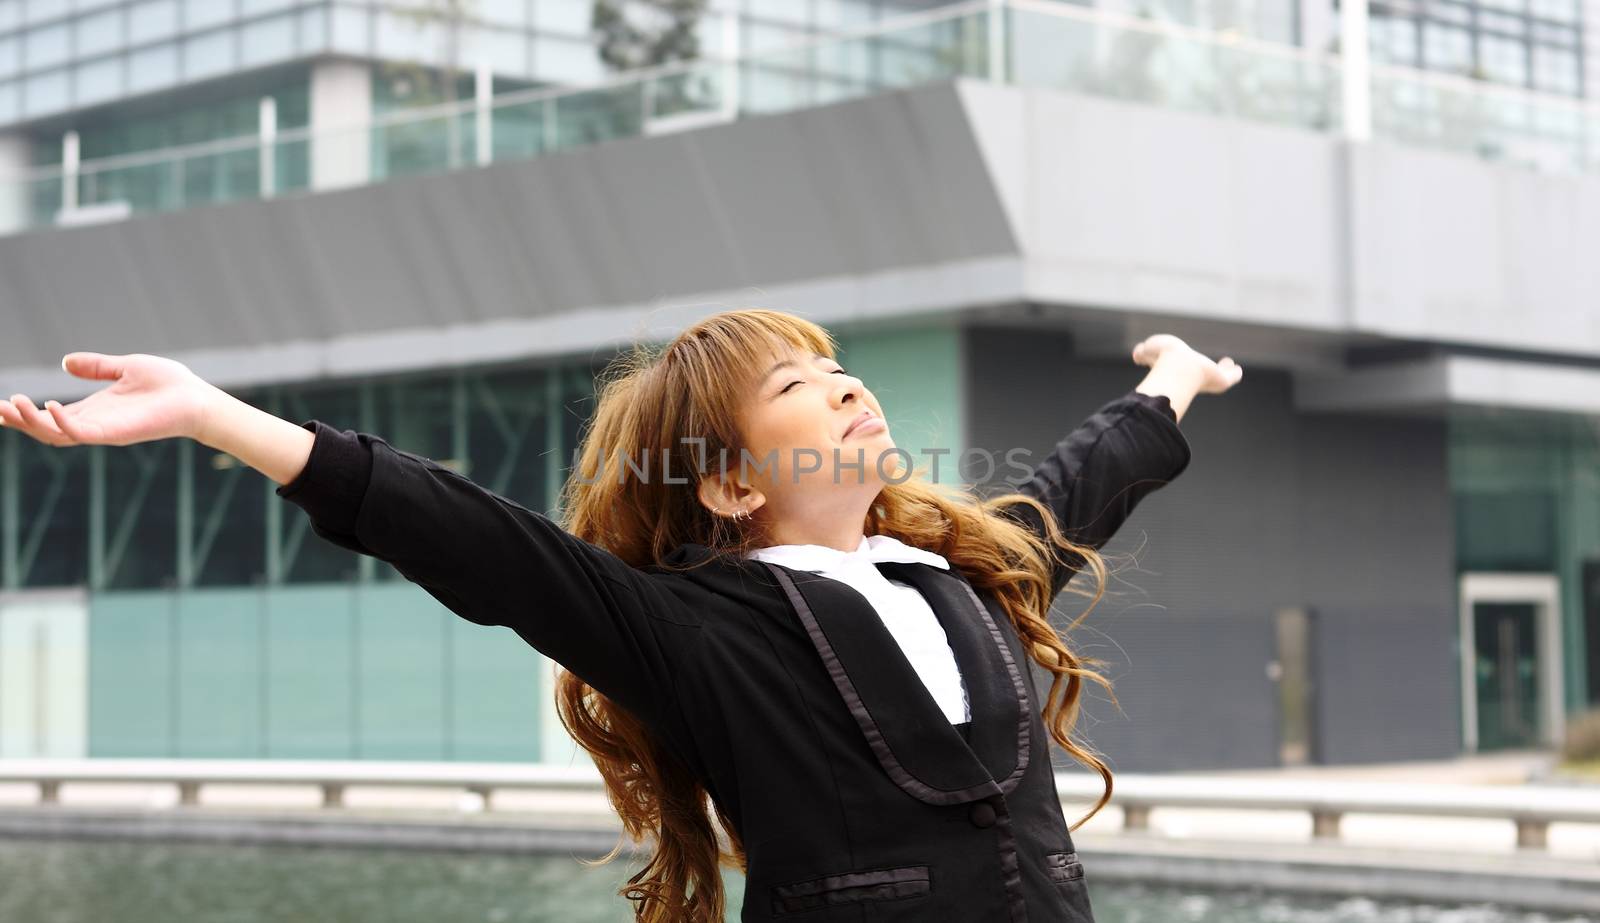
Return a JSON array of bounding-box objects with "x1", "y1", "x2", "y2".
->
[{"x1": 2, "y1": 0, "x2": 1599, "y2": 771}]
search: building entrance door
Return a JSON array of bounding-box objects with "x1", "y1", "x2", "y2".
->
[{"x1": 1459, "y1": 574, "x2": 1564, "y2": 753}]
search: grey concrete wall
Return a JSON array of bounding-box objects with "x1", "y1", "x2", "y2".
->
[
  {"x1": 0, "y1": 80, "x2": 1021, "y2": 400},
  {"x1": 964, "y1": 325, "x2": 1458, "y2": 772},
  {"x1": 957, "y1": 78, "x2": 1600, "y2": 360}
]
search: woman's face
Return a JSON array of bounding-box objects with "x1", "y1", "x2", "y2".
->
[{"x1": 721, "y1": 345, "x2": 896, "y2": 515}]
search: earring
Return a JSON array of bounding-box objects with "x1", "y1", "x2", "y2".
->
[{"x1": 734, "y1": 508, "x2": 751, "y2": 522}]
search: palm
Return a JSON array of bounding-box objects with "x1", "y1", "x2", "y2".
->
[
  {"x1": 0, "y1": 353, "x2": 210, "y2": 448},
  {"x1": 1131, "y1": 334, "x2": 1243, "y2": 394}
]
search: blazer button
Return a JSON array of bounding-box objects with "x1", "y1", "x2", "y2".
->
[{"x1": 969, "y1": 801, "x2": 997, "y2": 828}]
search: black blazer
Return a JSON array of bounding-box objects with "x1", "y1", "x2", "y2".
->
[{"x1": 275, "y1": 389, "x2": 1192, "y2": 922}]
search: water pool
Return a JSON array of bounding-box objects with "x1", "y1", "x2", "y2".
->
[{"x1": 0, "y1": 839, "x2": 1584, "y2": 922}]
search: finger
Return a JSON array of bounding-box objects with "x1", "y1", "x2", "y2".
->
[
  {"x1": 10, "y1": 394, "x2": 73, "y2": 444},
  {"x1": 44, "y1": 401, "x2": 88, "y2": 445},
  {"x1": 62, "y1": 352, "x2": 124, "y2": 381}
]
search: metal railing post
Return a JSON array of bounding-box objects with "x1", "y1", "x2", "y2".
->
[
  {"x1": 988, "y1": 0, "x2": 1007, "y2": 83},
  {"x1": 61, "y1": 131, "x2": 78, "y2": 214},
  {"x1": 1340, "y1": 0, "x2": 1372, "y2": 141},
  {"x1": 258, "y1": 96, "x2": 277, "y2": 198},
  {"x1": 475, "y1": 56, "x2": 493, "y2": 167}
]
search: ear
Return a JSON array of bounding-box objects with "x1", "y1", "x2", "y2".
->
[
  {"x1": 697, "y1": 472, "x2": 766, "y2": 518},
  {"x1": 697, "y1": 472, "x2": 735, "y2": 516}
]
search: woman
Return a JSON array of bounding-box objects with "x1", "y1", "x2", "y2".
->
[{"x1": 1, "y1": 309, "x2": 1240, "y2": 922}]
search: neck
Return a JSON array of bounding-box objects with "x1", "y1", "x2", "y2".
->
[{"x1": 760, "y1": 494, "x2": 877, "y2": 552}]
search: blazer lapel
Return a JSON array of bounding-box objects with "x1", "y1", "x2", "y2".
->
[{"x1": 759, "y1": 560, "x2": 1032, "y2": 806}]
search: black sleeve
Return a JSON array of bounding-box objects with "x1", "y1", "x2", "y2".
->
[
  {"x1": 1000, "y1": 390, "x2": 1193, "y2": 601},
  {"x1": 274, "y1": 420, "x2": 704, "y2": 730}
]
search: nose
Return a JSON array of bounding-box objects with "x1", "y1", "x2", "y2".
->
[{"x1": 832, "y1": 374, "x2": 862, "y2": 408}]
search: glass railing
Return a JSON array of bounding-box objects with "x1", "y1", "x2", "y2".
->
[
  {"x1": 1008, "y1": 0, "x2": 1339, "y2": 132},
  {"x1": 1, "y1": 0, "x2": 1594, "y2": 237},
  {"x1": 1370, "y1": 61, "x2": 1599, "y2": 175}
]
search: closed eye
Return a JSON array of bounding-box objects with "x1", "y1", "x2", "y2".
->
[{"x1": 779, "y1": 368, "x2": 848, "y2": 395}]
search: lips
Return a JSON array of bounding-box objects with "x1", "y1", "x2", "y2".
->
[{"x1": 843, "y1": 410, "x2": 877, "y2": 439}]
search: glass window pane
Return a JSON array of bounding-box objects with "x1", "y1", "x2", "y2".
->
[
  {"x1": 1422, "y1": 22, "x2": 1471, "y2": 74},
  {"x1": 74, "y1": 7, "x2": 123, "y2": 58},
  {"x1": 748, "y1": 0, "x2": 803, "y2": 20},
  {"x1": 1529, "y1": 0, "x2": 1577, "y2": 21},
  {"x1": 129, "y1": 0, "x2": 179, "y2": 44},
  {"x1": 299, "y1": 5, "x2": 326, "y2": 51},
  {"x1": 535, "y1": 0, "x2": 593, "y2": 37},
  {"x1": 745, "y1": 20, "x2": 800, "y2": 53},
  {"x1": 330, "y1": 6, "x2": 368, "y2": 54},
  {"x1": 185, "y1": 0, "x2": 234, "y2": 31},
  {"x1": 466, "y1": 25, "x2": 527, "y2": 76},
  {"x1": 0, "y1": 1, "x2": 18, "y2": 33},
  {"x1": 74, "y1": 54, "x2": 120, "y2": 105},
  {"x1": 0, "y1": 36, "x2": 18, "y2": 77},
  {"x1": 127, "y1": 40, "x2": 176, "y2": 90},
  {"x1": 480, "y1": 0, "x2": 528, "y2": 27},
  {"x1": 816, "y1": 1, "x2": 879, "y2": 29},
  {"x1": 1530, "y1": 21, "x2": 1576, "y2": 44},
  {"x1": 1530, "y1": 44, "x2": 1576, "y2": 93},
  {"x1": 534, "y1": 34, "x2": 601, "y2": 84},
  {"x1": 1479, "y1": 33, "x2": 1528, "y2": 85},
  {"x1": 22, "y1": 67, "x2": 67, "y2": 116},
  {"x1": 183, "y1": 29, "x2": 233, "y2": 80},
  {"x1": 241, "y1": 0, "x2": 296, "y2": 14},
  {"x1": 23, "y1": 0, "x2": 67, "y2": 25},
  {"x1": 1370, "y1": 14, "x2": 1418, "y2": 66},
  {"x1": 376, "y1": 9, "x2": 443, "y2": 63},
  {"x1": 239, "y1": 12, "x2": 293, "y2": 66},
  {"x1": 1478, "y1": 10, "x2": 1525, "y2": 37},
  {"x1": 24, "y1": 23, "x2": 69, "y2": 69},
  {"x1": 0, "y1": 79, "x2": 17, "y2": 122}
]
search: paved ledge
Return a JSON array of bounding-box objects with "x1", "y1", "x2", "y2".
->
[
  {"x1": 0, "y1": 804, "x2": 638, "y2": 857},
  {"x1": 1074, "y1": 831, "x2": 1600, "y2": 915}
]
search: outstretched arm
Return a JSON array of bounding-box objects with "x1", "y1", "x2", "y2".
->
[
  {"x1": 199, "y1": 397, "x2": 702, "y2": 733},
  {"x1": 0, "y1": 354, "x2": 700, "y2": 737},
  {"x1": 1003, "y1": 336, "x2": 1241, "y2": 601}
]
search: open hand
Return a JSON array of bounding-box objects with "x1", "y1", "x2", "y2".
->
[
  {"x1": 0, "y1": 353, "x2": 217, "y2": 448},
  {"x1": 1131, "y1": 334, "x2": 1243, "y2": 395}
]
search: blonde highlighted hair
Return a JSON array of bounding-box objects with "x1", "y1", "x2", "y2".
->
[{"x1": 555, "y1": 308, "x2": 1118, "y2": 923}]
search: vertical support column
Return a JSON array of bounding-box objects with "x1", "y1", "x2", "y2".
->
[
  {"x1": 264, "y1": 389, "x2": 284, "y2": 585},
  {"x1": 1340, "y1": 0, "x2": 1372, "y2": 141},
  {"x1": 0, "y1": 131, "x2": 29, "y2": 234},
  {"x1": 475, "y1": 56, "x2": 492, "y2": 167},
  {"x1": 722, "y1": 7, "x2": 741, "y2": 119},
  {"x1": 310, "y1": 59, "x2": 373, "y2": 191},
  {"x1": 60, "y1": 130, "x2": 79, "y2": 214},
  {"x1": 88, "y1": 447, "x2": 104, "y2": 590},
  {"x1": 356, "y1": 381, "x2": 376, "y2": 583},
  {"x1": 177, "y1": 438, "x2": 194, "y2": 587},
  {"x1": 1, "y1": 424, "x2": 16, "y2": 590},
  {"x1": 259, "y1": 95, "x2": 278, "y2": 199},
  {"x1": 987, "y1": 0, "x2": 1007, "y2": 84}
]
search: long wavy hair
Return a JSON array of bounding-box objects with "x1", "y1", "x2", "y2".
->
[{"x1": 554, "y1": 308, "x2": 1119, "y2": 923}]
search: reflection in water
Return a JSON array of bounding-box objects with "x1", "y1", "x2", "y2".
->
[{"x1": 0, "y1": 839, "x2": 1585, "y2": 923}]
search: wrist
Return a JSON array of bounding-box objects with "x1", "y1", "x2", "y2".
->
[
  {"x1": 191, "y1": 383, "x2": 235, "y2": 448},
  {"x1": 1153, "y1": 345, "x2": 1207, "y2": 381}
]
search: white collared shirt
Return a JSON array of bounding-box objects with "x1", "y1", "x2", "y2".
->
[{"x1": 744, "y1": 534, "x2": 972, "y2": 724}]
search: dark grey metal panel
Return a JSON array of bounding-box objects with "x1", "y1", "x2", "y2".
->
[
  {"x1": 1297, "y1": 411, "x2": 1459, "y2": 763},
  {"x1": 0, "y1": 80, "x2": 1019, "y2": 392},
  {"x1": 964, "y1": 324, "x2": 1457, "y2": 771}
]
